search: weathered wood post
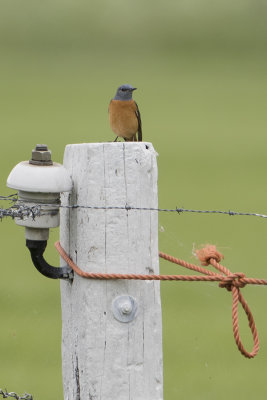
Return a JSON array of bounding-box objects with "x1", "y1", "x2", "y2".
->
[{"x1": 60, "y1": 142, "x2": 163, "y2": 400}]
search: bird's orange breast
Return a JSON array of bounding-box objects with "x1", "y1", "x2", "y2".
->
[{"x1": 109, "y1": 99, "x2": 138, "y2": 139}]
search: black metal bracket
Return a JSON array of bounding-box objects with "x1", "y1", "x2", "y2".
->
[{"x1": 26, "y1": 239, "x2": 73, "y2": 280}]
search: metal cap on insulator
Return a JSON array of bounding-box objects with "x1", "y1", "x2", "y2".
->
[{"x1": 29, "y1": 144, "x2": 53, "y2": 166}]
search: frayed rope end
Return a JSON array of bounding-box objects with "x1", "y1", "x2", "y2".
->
[{"x1": 196, "y1": 245, "x2": 224, "y2": 266}]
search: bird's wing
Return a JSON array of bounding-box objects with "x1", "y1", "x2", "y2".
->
[{"x1": 135, "y1": 102, "x2": 142, "y2": 142}]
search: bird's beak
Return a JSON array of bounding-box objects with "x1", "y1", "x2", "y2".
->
[{"x1": 131, "y1": 88, "x2": 137, "y2": 91}]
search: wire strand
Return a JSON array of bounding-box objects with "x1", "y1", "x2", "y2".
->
[
  {"x1": 1, "y1": 192, "x2": 267, "y2": 220},
  {"x1": 0, "y1": 389, "x2": 33, "y2": 400}
]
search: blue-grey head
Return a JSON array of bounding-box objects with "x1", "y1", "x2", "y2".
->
[{"x1": 113, "y1": 84, "x2": 137, "y2": 101}]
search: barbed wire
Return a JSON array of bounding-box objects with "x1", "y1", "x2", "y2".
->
[
  {"x1": 0, "y1": 204, "x2": 40, "y2": 220},
  {"x1": 0, "y1": 194, "x2": 17, "y2": 202},
  {"x1": 0, "y1": 389, "x2": 33, "y2": 400},
  {"x1": 1, "y1": 193, "x2": 267, "y2": 220},
  {"x1": 58, "y1": 204, "x2": 267, "y2": 218}
]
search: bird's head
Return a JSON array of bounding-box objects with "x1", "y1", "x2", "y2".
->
[{"x1": 114, "y1": 84, "x2": 137, "y2": 101}]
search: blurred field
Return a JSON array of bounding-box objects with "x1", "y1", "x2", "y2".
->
[{"x1": 0, "y1": 1, "x2": 267, "y2": 399}]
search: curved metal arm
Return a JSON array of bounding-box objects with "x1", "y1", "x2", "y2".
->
[{"x1": 26, "y1": 239, "x2": 73, "y2": 280}]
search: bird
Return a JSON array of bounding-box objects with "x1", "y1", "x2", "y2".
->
[{"x1": 109, "y1": 84, "x2": 142, "y2": 142}]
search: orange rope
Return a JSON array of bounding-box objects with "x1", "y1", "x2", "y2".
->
[{"x1": 55, "y1": 241, "x2": 267, "y2": 359}]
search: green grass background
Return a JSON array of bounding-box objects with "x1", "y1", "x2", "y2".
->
[{"x1": 0, "y1": 1, "x2": 267, "y2": 398}]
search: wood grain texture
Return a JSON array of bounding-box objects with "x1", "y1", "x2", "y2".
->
[{"x1": 60, "y1": 142, "x2": 163, "y2": 400}]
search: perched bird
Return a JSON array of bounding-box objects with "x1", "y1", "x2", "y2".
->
[{"x1": 109, "y1": 84, "x2": 142, "y2": 142}]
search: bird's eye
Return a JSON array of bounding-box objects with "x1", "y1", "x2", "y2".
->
[{"x1": 121, "y1": 88, "x2": 127, "y2": 92}]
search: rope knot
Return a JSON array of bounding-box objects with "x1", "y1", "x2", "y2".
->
[
  {"x1": 196, "y1": 245, "x2": 224, "y2": 266},
  {"x1": 56, "y1": 241, "x2": 261, "y2": 359},
  {"x1": 219, "y1": 273, "x2": 247, "y2": 291}
]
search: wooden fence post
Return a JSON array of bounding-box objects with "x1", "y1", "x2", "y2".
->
[{"x1": 59, "y1": 143, "x2": 163, "y2": 400}]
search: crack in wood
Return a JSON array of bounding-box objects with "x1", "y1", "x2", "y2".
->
[{"x1": 75, "y1": 356, "x2": 80, "y2": 400}]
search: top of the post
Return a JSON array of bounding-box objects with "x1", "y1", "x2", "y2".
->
[{"x1": 64, "y1": 142, "x2": 157, "y2": 154}]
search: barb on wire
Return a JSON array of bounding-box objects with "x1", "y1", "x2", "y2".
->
[
  {"x1": 0, "y1": 389, "x2": 33, "y2": 400},
  {"x1": 175, "y1": 207, "x2": 267, "y2": 218}
]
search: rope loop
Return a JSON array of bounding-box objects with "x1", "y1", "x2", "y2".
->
[{"x1": 55, "y1": 241, "x2": 266, "y2": 359}]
